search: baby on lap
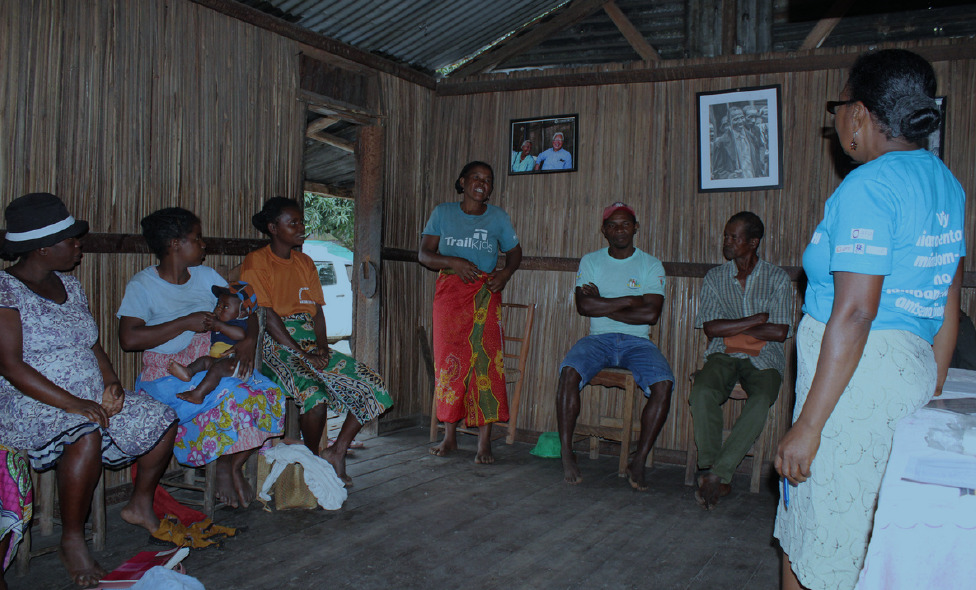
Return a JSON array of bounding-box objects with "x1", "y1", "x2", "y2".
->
[{"x1": 168, "y1": 281, "x2": 257, "y2": 404}]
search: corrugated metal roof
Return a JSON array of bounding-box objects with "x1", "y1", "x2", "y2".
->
[{"x1": 237, "y1": 0, "x2": 569, "y2": 74}]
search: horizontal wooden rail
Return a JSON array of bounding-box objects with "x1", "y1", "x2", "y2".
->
[{"x1": 1, "y1": 236, "x2": 971, "y2": 287}]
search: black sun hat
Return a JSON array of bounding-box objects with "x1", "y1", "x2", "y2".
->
[{"x1": 2, "y1": 193, "x2": 89, "y2": 258}]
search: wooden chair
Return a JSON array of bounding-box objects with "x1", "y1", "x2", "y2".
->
[
  {"x1": 16, "y1": 457, "x2": 105, "y2": 576},
  {"x1": 683, "y1": 374, "x2": 770, "y2": 493},
  {"x1": 428, "y1": 302, "x2": 536, "y2": 445},
  {"x1": 575, "y1": 368, "x2": 654, "y2": 476}
]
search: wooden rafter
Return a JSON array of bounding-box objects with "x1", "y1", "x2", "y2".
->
[
  {"x1": 187, "y1": 0, "x2": 435, "y2": 89},
  {"x1": 603, "y1": 0, "x2": 658, "y2": 61},
  {"x1": 437, "y1": 39, "x2": 976, "y2": 95},
  {"x1": 306, "y1": 116, "x2": 339, "y2": 135},
  {"x1": 300, "y1": 89, "x2": 380, "y2": 126},
  {"x1": 800, "y1": 0, "x2": 854, "y2": 50},
  {"x1": 448, "y1": 0, "x2": 609, "y2": 78},
  {"x1": 306, "y1": 129, "x2": 355, "y2": 153},
  {"x1": 304, "y1": 182, "x2": 354, "y2": 200}
]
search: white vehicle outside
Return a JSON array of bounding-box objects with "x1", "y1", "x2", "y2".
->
[{"x1": 301, "y1": 240, "x2": 353, "y2": 344}]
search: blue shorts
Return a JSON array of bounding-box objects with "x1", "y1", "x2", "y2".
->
[{"x1": 560, "y1": 333, "x2": 675, "y2": 396}]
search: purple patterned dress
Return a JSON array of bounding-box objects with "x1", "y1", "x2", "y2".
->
[{"x1": 0, "y1": 271, "x2": 175, "y2": 471}]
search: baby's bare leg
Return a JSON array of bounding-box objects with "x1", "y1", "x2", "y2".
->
[
  {"x1": 176, "y1": 358, "x2": 235, "y2": 404},
  {"x1": 168, "y1": 356, "x2": 215, "y2": 382}
]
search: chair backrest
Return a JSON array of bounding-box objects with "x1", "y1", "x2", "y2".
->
[{"x1": 501, "y1": 302, "x2": 536, "y2": 385}]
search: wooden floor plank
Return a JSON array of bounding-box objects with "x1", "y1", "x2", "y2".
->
[{"x1": 12, "y1": 427, "x2": 779, "y2": 589}]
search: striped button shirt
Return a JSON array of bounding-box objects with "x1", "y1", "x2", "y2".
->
[{"x1": 694, "y1": 259, "x2": 794, "y2": 375}]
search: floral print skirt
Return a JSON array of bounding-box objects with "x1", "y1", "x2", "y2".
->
[{"x1": 260, "y1": 313, "x2": 393, "y2": 422}]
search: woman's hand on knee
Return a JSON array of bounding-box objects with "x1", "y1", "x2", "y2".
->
[
  {"x1": 100, "y1": 383, "x2": 125, "y2": 418},
  {"x1": 305, "y1": 349, "x2": 331, "y2": 370},
  {"x1": 65, "y1": 397, "x2": 110, "y2": 428}
]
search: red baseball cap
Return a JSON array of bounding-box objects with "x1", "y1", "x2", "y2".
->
[{"x1": 602, "y1": 202, "x2": 636, "y2": 221}]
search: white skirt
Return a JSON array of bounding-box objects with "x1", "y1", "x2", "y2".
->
[{"x1": 774, "y1": 315, "x2": 935, "y2": 590}]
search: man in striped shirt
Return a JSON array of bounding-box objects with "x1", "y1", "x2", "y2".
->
[{"x1": 691, "y1": 211, "x2": 793, "y2": 509}]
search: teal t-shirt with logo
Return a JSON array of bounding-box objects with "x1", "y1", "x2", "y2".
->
[
  {"x1": 802, "y1": 149, "x2": 966, "y2": 343},
  {"x1": 576, "y1": 248, "x2": 666, "y2": 339},
  {"x1": 422, "y1": 202, "x2": 519, "y2": 272}
]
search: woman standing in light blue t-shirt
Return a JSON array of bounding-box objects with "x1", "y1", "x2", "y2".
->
[
  {"x1": 774, "y1": 50, "x2": 966, "y2": 590},
  {"x1": 419, "y1": 161, "x2": 522, "y2": 464}
]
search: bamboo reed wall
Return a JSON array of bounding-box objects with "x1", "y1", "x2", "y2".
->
[
  {"x1": 383, "y1": 39, "x2": 976, "y2": 467},
  {"x1": 0, "y1": 0, "x2": 304, "y2": 487}
]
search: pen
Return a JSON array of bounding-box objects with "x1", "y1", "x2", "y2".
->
[{"x1": 782, "y1": 478, "x2": 790, "y2": 509}]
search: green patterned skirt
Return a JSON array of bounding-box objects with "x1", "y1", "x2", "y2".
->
[{"x1": 260, "y1": 313, "x2": 393, "y2": 423}]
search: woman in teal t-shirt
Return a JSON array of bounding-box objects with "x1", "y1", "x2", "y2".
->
[{"x1": 419, "y1": 161, "x2": 522, "y2": 464}]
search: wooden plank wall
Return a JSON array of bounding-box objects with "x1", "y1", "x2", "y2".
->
[
  {"x1": 0, "y1": 0, "x2": 305, "y2": 486},
  {"x1": 384, "y1": 41, "x2": 976, "y2": 464}
]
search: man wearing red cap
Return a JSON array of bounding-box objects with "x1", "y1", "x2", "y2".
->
[{"x1": 556, "y1": 202, "x2": 674, "y2": 490}]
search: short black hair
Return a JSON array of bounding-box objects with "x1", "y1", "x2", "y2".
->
[
  {"x1": 847, "y1": 49, "x2": 940, "y2": 143},
  {"x1": 454, "y1": 161, "x2": 493, "y2": 194},
  {"x1": 727, "y1": 211, "x2": 764, "y2": 242},
  {"x1": 252, "y1": 197, "x2": 301, "y2": 236},
  {"x1": 140, "y1": 207, "x2": 201, "y2": 259}
]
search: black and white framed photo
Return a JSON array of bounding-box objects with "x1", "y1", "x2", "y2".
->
[
  {"x1": 509, "y1": 114, "x2": 578, "y2": 175},
  {"x1": 925, "y1": 96, "x2": 946, "y2": 160},
  {"x1": 697, "y1": 85, "x2": 782, "y2": 192}
]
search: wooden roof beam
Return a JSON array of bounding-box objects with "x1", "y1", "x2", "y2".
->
[
  {"x1": 603, "y1": 0, "x2": 659, "y2": 61},
  {"x1": 306, "y1": 116, "x2": 339, "y2": 135},
  {"x1": 448, "y1": 0, "x2": 609, "y2": 78},
  {"x1": 800, "y1": 0, "x2": 854, "y2": 50},
  {"x1": 187, "y1": 0, "x2": 435, "y2": 89},
  {"x1": 304, "y1": 182, "x2": 353, "y2": 200},
  {"x1": 436, "y1": 39, "x2": 976, "y2": 95},
  {"x1": 306, "y1": 130, "x2": 355, "y2": 153}
]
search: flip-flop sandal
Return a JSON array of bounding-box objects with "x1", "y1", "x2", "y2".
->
[{"x1": 149, "y1": 515, "x2": 224, "y2": 550}]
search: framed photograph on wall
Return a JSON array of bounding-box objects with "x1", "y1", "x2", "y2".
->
[
  {"x1": 925, "y1": 96, "x2": 946, "y2": 160},
  {"x1": 697, "y1": 85, "x2": 782, "y2": 192},
  {"x1": 509, "y1": 114, "x2": 578, "y2": 175}
]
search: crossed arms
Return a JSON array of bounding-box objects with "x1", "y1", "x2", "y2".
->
[
  {"x1": 575, "y1": 283, "x2": 663, "y2": 326},
  {"x1": 703, "y1": 313, "x2": 788, "y2": 343}
]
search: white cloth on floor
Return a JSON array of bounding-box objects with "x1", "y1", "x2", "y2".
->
[
  {"x1": 258, "y1": 443, "x2": 348, "y2": 510},
  {"x1": 129, "y1": 566, "x2": 206, "y2": 590}
]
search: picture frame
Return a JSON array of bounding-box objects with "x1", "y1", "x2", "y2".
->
[
  {"x1": 925, "y1": 96, "x2": 946, "y2": 160},
  {"x1": 697, "y1": 85, "x2": 782, "y2": 192},
  {"x1": 509, "y1": 114, "x2": 578, "y2": 175}
]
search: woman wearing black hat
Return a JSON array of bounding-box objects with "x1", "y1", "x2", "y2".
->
[{"x1": 0, "y1": 193, "x2": 177, "y2": 588}]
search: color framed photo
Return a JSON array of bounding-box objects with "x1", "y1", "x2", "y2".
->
[
  {"x1": 697, "y1": 85, "x2": 782, "y2": 192},
  {"x1": 509, "y1": 114, "x2": 578, "y2": 175}
]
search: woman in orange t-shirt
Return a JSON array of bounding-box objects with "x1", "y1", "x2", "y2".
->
[{"x1": 241, "y1": 197, "x2": 392, "y2": 484}]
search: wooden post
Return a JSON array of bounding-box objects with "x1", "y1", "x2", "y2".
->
[{"x1": 353, "y1": 124, "x2": 385, "y2": 438}]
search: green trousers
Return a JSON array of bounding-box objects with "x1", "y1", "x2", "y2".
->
[{"x1": 689, "y1": 353, "x2": 781, "y2": 484}]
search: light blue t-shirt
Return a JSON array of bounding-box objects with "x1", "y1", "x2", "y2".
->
[
  {"x1": 117, "y1": 265, "x2": 227, "y2": 354},
  {"x1": 422, "y1": 202, "x2": 519, "y2": 273},
  {"x1": 536, "y1": 147, "x2": 573, "y2": 170},
  {"x1": 802, "y1": 149, "x2": 966, "y2": 343},
  {"x1": 576, "y1": 247, "x2": 666, "y2": 339}
]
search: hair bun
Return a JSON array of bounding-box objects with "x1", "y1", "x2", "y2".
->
[{"x1": 891, "y1": 94, "x2": 940, "y2": 141}]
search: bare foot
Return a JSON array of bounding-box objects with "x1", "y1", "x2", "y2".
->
[
  {"x1": 232, "y1": 465, "x2": 255, "y2": 508},
  {"x1": 119, "y1": 496, "x2": 161, "y2": 533},
  {"x1": 561, "y1": 448, "x2": 582, "y2": 485},
  {"x1": 215, "y1": 459, "x2": 239, "y2": 508},
  {"x1": 474, "y1": 425, "x2": 494, "y2": 464},
  {"x1": 59, "y1": 533, "x2": 106, "y2": 589},
  {"x1": 625, "y1": 462, "x2": 648, "y2": 492},
  {"x1": 474, "y1": 449, "x2": 494, "y2": 464},
  {"x1": 695, "y1": 472, "x2": 732, "y2": 510},
  {"x1": 167, "y1": 360, "x2": 193, "y2": 382},
  {"x1": 429, "y1": 438, "x2": 457, "y2": 457},
  {"x1": 320, "y1": 446, "x2": 353, "y2": 486},
  {"x1": 176, "y1": 387, "x2": 206, "y2": 404}
]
